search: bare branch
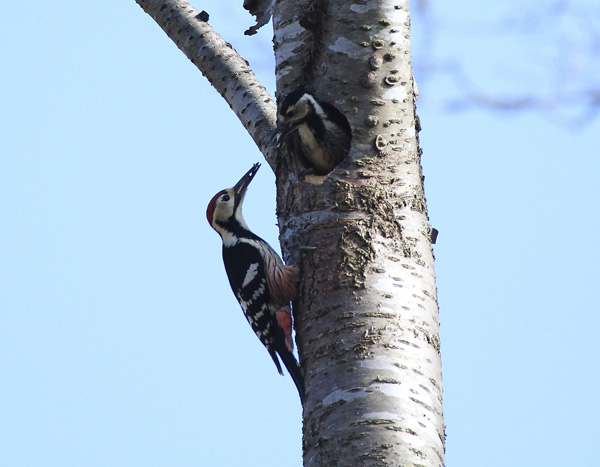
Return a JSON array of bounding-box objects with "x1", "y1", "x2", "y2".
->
[{"x1": 135, "y1": 0, "x2": 278, "y2": 169}]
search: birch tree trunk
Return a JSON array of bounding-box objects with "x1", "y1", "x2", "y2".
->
[{"x1": 136, "y1": 1, "x2": 444, "y2": 466}]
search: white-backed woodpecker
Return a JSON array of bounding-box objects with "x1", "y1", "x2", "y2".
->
[
  {"x1": 274, "y1": 89, "x2": 352, "y2": 175},
  {"x1": 206, "y1": 163, "x2": 305, "y2": 402}
]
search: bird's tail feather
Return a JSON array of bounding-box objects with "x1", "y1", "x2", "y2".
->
[{"x1": 277, "y1": 342, "x2": 305, "y2": 404}]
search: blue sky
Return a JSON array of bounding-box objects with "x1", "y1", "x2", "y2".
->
[{"x1": 1, "y1": 1, "x2": 599, "y2": 466}]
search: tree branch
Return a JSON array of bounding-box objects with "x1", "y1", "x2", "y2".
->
[{"x1": 135, "y1": 0, "x2": 278, "y2": 169}]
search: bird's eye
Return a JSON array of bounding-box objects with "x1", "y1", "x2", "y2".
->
[{"x1": 222, "y1": 194, "x2": 230, "y2": 202}]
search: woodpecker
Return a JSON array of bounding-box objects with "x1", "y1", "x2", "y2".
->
[
  {"x1": 206, "y1": 163, "x2": 305, "y2": 402},
  {"x1": 273, "y1": 89, "x2": 352, "y2": 175}
]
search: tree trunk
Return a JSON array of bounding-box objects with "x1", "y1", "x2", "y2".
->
[
  {"x1": 274, "y1": 1, "x2": 444, "y2": 466},
  {"x1": 136, "y1": 1, "x2": 444, "y2": 466}
]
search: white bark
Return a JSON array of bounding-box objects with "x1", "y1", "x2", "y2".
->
[{"x1": 273, "y1": 1, "x2": 444, "y2": 466}]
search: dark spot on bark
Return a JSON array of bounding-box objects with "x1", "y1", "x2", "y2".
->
[
  {"x1": 375, "y1": 134, "x2": 387, "y2": 150},
  {"x1": 372, "y1": 39, "x2": 385, "y2": 49},
  {"x1": 196, "y1": 10, "x2": 209, "y2": 22}
]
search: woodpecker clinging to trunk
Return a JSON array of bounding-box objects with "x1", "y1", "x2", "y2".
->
[
  {"x1": 273, "y1": 89, "x2": 352, "y2": 175},
  {"x1": 206, "y1": 163, "x2": 305, "y2": 402}
]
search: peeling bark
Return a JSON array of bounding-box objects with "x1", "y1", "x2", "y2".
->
[{"x1": 243, "y1": 0, "x2": 275, "y2": 36}]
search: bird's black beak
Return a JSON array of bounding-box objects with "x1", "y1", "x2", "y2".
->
[
  {"x1": 270, "y1": 121, "x2": 290, "y2": 142},
  {"x1": 233, "y1": 163, "x2": 260, "y2": 201}
]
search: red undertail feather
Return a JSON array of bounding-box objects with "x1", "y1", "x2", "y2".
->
[{"x1": 276, "y1": 306, "x2": 294, "y2": 352}]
